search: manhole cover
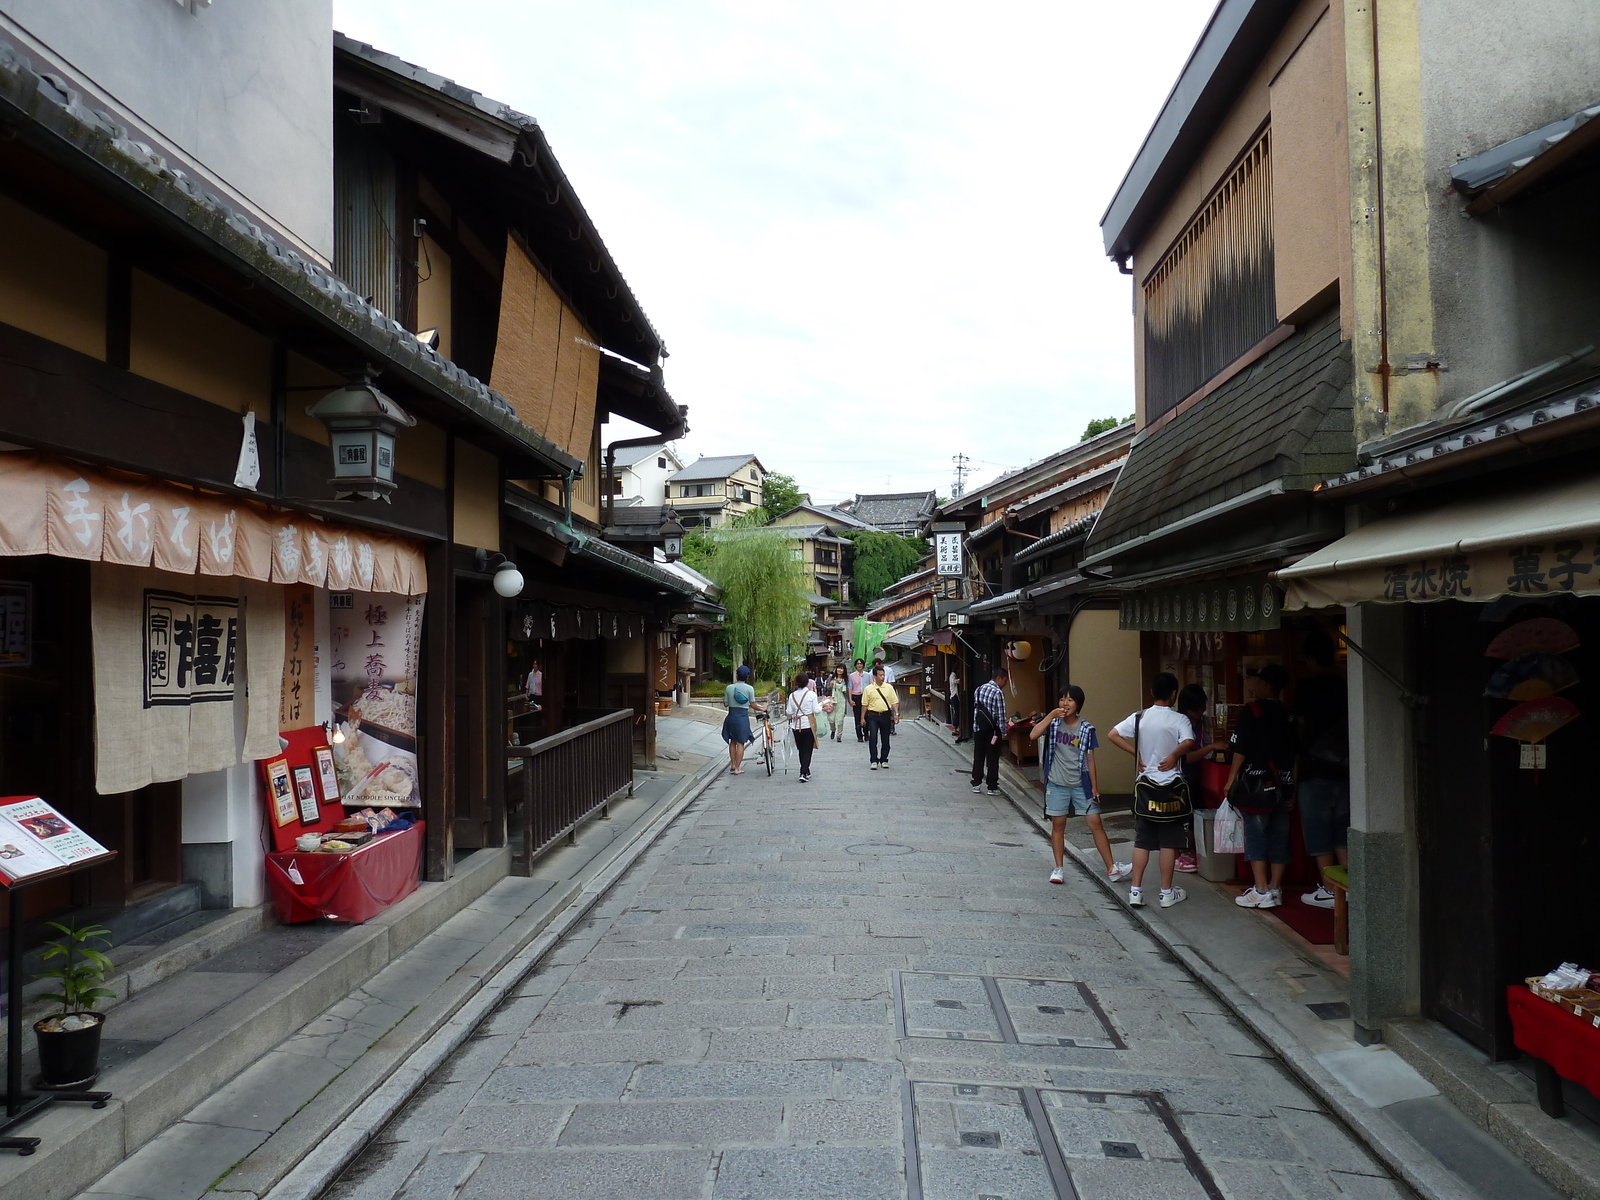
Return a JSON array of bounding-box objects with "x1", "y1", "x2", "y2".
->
[
  {"x1": 1102, "y1": 1141, "x2": 1142, "y2": 1159},
  {"x1": 845, "y1": 842, "x2": 915, "y2": 855},
  {"x1": 961, "y1": 1131, "x2": 1002, "y2": 1149}
]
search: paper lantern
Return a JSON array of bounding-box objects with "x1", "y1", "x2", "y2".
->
[{"x1": 1007, "y1": 641, "x2": 1033, "y2": 661}]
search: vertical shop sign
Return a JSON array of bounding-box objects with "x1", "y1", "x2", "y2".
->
[
  {"x1": 935, "y1": 532, "x2": 964, "y2": 577},
  {"x1": 330, "y1": 592, "x2": 424, "y2": 807},
  {"x1": 0, "y1": 582, "x2": 31, "y2": 667},
  {"x1": 143, "y1": 589, "x2": 238, "y2": 707},
  {"x1": 280, "y1": 586, "x2": 315, "y2": 727}
]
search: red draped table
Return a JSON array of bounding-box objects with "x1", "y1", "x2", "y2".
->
[
  {"x1": 265, "y1": 821, "x2": 424, "y2": 924},
  {"x1": 1507, "y1": 984, "x2": 1600, "y2": 1117}
]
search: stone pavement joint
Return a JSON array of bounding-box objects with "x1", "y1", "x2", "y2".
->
[{"x1": 314, "y1": 725, "x2": 1424, "y2": 1200}]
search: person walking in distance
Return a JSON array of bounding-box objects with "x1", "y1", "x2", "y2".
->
[
  {"x1": 1030, "y1": 685, "x2": 1130, "y2": 885},
  {"x1": 721, "y1": 665, "x2": 757, "y2": 775},
  {"x1": 848, "y1": 658, "x2": 869, "y2": 742},
  {"x1": 1226, "y1": 665, "x2": 1298, "y2": 909},
  {"x1": 861, "y1": 664, "x2": 899, "y2": 769},
  {"x1": 1107, "y1": 673, "x2": 1195, "y2": 909},
  {"x1": 970, "y1": 666, "x2": 1009, "y2": 796},
  {"x1": 1294, "y1": 631, "x2": 1348, "y2": 909},
  {"x1": 786, "y1": 671, "x2": 823, "y2": 783},
  {"x1": 828, "y1": 666, "x2": 850, "y2": 742}
]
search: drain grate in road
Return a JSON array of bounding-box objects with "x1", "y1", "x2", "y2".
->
[
  {"x1": 904, "y1": 1080, "x2": 1225, "y2": 1200},
  {"x1": 893, "y1": 971, "x2": 1125, "y2": 1050}
]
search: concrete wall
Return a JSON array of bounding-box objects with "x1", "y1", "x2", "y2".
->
[
  {"x1": 0, "y1": 0, "x2": 334, "y2": 263},
  {"x1": 619, "y1": 450, "x2": 678, "y2": 507},
  {"x1": 1067, "y1": 608, "x2": 1143, "y2": 796},
  {"x1": 1412, "y1": 0, "x2": 1600, "y2": 418}
]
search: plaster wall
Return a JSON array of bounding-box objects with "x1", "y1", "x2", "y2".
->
[
  {"x1": 1411, "y1": 0, "x2": 1600, "y2": 422},
  {"x1": 130, "y1": 270, "x2": 272, "y2": 417},
  {"x1": 618, "y1": 449, "x2": 678, "y2": 507},
  {"x1": 0, "y1": 193, "x2": 106, "y2": 359},
  {"x1": 1066, "y1": 608, "x2": 1141, "y2": 796},
  {"x1": 452, "y1": 439, "x2": 500, "y2": 551},
  {"x1": 0, "y1": 0, "x2": 334, "y2": 263}
]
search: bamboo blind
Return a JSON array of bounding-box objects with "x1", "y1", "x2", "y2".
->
[{"x1": 1144, "y1": 130, "x2": 1273, "y2": 337}]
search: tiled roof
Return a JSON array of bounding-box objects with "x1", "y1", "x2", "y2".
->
[
  {"x1": 669, "y1": 454, "x2": 759, "y2": 482},
  {"x1": 845, "y1": 491, "x2": 937, "y2": 529},
  {"x1": 613, "y1": 442, "x2": 677, "y2": 469},
  {"x1": 0, "y1": 37, "x2": 581, "y2": 474},
  {"x1": 1085, "y1": 309, "x2": 1353, "y2": 559},
  {"x1": 1011, "y1": 510, "x2": 1102, "y2": 568}
]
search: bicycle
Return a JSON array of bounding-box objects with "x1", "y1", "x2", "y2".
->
[{"x1": 751, "y1": 704, "x2": 776, "y2": 776}]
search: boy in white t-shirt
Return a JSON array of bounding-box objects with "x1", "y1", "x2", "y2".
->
[{"x1": 1107, "y1": 673, "x2": 1195, "y2": 910}]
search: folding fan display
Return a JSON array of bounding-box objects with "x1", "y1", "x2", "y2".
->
[
  {"x1": 1485, "y1": 618, "x2": 1581, "y2": 659},
  {"x1": 1483, "y1": 652, "x2": 1580, "y2": 700},
  {"x1": 1490, "y1": 697, "x2": 1579, "y2": 744}
]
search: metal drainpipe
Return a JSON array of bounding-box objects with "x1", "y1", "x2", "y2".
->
[
  {"x1": 604, "y1": 431, "x2": 679, "y2": 528},
  {"x1": 1369, "y1": 0, "x2": 1393, "y2": 416}
]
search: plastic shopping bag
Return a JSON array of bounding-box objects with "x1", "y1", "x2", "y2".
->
[{"x1": 1213, "y1": 800, "x2": 1246, "y2": 856}]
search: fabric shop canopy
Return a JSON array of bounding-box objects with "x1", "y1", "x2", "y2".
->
[
  {"x1": 1280, "y1": 474, "x2": 1600, "y2": 609},
  {"x1": 0, "y1": 452, "x2": 427, "y2": 593},
  {"x1": 510, "y1": 600, "x2": 647, "y2": 641},
  {"x1": 1119, "y1": 571, "x2": 1282, "y2": 631}
]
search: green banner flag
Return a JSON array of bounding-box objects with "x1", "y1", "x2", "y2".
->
[{"x1": 853, "y1": 617, "x2": 888, "y2": 668}]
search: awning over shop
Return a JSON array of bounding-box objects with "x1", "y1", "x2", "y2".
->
[
  {"x1": 0, "y1": 452, "x2": 427, "y2": 593},
  {"x1": 1280, "y1": 474, "x2": 1600, "y2": 609},
  {"x1": 1119, "y1": 571, "x2": 1283, "y2": 631}
]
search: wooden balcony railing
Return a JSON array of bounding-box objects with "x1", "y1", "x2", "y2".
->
[{"x1": 505, "y1": 708, "x2": 634, "y2": 873}]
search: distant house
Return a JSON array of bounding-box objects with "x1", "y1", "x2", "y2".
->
[
  {"x1": 609, "y1": 443, "x2": 683, "y2": 508},
  {"x1": 667, "y1": 454, "x2": 766, "y2": 527},
  {"x1": 836, "y1": 491, "x2": 939, "y2": 537},
  {"x1": 771, "y1": 502, "x2": 873, "y2": 535}
]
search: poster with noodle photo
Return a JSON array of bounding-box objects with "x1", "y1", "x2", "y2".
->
[{"x1": 328, "y1": 592, "x2": 424, "y2": 808}]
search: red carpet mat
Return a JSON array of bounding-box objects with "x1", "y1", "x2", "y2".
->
[{"x1": 1269, "y1": 889, "x2": 1335, "y2": 945}]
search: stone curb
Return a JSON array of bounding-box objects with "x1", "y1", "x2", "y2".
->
[
  {"x1": 259, "y1": 754, "x2": 725, "y2": 1200},
  {"x1": 907, "y1": 720, "x2": 1472, "y2": 1200}
]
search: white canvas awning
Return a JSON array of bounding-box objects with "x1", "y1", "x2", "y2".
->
[
  {"x1": 1279, "y1": 474, "x2": 1600, "y2": 609},
  {"x1": 0, "y1": 452, "x2": 427, "y2": 594}
]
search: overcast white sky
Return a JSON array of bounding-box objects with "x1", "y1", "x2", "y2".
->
[{"x1": 334, "y1": 1, "x2": 1215, "y2": 504}]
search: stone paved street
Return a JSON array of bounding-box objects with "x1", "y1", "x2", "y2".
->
[{"x1": 326, "y1": 730, "x2": 1411, "y2": 1200}]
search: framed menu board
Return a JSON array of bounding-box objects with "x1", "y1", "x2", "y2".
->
[{"x1": 0, "y1": 797, "x2": 113, "y2": 885}]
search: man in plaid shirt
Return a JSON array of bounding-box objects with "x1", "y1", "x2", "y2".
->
[{"x1": 969, "y1": 666, "x2": 1010, "y2": 795}]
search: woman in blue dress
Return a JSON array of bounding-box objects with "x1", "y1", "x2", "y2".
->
[{"x1": 722, "y1": 665, "x2": 757, "y2": 774}]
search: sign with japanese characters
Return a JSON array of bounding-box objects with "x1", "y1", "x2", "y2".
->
[
  {"x1": 1283, "y1": 540, "x2": 1600, "y2": 610},
  {"x1": 0, "y1": 582, "x2": 29, "y2": 667},
  {"x1": 329, "y1": 592, "x2": 424, "y2": 808},
  {"x1": 143, "y1": 590, "x2": 238, "y2": 707},
  {"x1": 935, "y1": 532, "x2": 964, "y2": 577},
  {"x1": 280, "y1": 585, "x2": 315, "y2": 728},
  {"x1": 1119, "y1": 573, "x2": 1283, "y2": 632},
  {"x1": 0, "y1": 796, "x2": 113, "y2": 885}
]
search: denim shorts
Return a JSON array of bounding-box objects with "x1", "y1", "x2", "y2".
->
[
  {"x1": 1298, "y1": 777, "x2": 1350, "y2": 857},
  {"x1": 1045, "y1": 782, "x2": 1099, "y2": 818},
  {"x1": 1241, "y1": 807, "x2": 1292, "y2": 865}
]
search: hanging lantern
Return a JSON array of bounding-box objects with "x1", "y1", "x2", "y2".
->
[
  {"x1": 306, "y1": 372, "x2": 417, "y2": 501},
  {"x1": 1008, "y1": 640, "x2": 1033, "y2": 661}
]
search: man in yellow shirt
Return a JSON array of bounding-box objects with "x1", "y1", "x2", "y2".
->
[{"x1": 861, "y1": 664, "x2": 899, "y2": 769}]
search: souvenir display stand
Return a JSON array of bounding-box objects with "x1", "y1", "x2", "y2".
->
[
  {"x1": 0, "y1": 797, "x2": 117, "y2": 1154},
  {"x1": 1508, "y1": 983, "x2": 1600, "y2": 1118},
  {"x1": 264, "y1": 819, "x2": 423, "y2": 924}
]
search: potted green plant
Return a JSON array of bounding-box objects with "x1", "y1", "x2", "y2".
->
[{"x1": 32, "y1": 921, "x2": 114, "y2": 1087}]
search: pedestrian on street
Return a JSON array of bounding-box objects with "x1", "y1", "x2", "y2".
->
[
  {"x1": 828, "y1": 666, "x2": 850, "y2": 742},
  {"x1": 1030, "y1": 685, "x2": 1130, "y2": 886},
  {"x1": 1175, "y1": 684, "x2": 1229, "y2": 874},
  {"x1": 1107, "y1": 672, "x2": 1196, "y2": 909},
  {"x1": 849, "y1": 658, "x2": 869, "y2": 742},
  {"x1": 861, "y1": 664, "x2": 899, "y2": 769},
  {"x1": 1294, "y1": 631, "x2": 1349, "y2": 909},
  {"x1": 969, "y1": 666, "x2": 1009, "y2": 796},
  {"x1": 1226, "y1": 664, "x2": 1298, "y2": 910},
  {"x1": 786, "y1": 671, "x2": 823, "y2": 783},
  {"x1": 722, "y1": 665, "x2": 757, "y2": 775}
]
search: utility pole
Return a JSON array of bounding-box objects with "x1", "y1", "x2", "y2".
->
[{"x1": 951, "y1": 454, "x2": 970, "y2": 499}]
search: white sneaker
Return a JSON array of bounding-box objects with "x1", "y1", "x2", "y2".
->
[
  {"x1": 1107, "y1": 862, "x2": 1133, "y2": 882},
  {"x1": 1235, "y1": 887, "x2": 1273, "y2": 908},
  {"x1": 971, "y1": 784, "x2": 982, "y2": 794},
  {"x1": 1159, "y1": 887, "x2": 1187, "y2": 908},
  {"x1": 986, "y1": 788, "x2": 1000, "y2": 796},
  {"x1": 1049, "y1": 867, "x2": 1064, "y2": 885},
  {"x1": 1261, "y1": 888, "x2": 1283, "y2": 909},
  {"x1": 1302, "y1": 886, "x2": 1335, "y2": 909},
  {"x1": 870, "y1": 763, "x2": 879, "y2": 770},
  {"x1": 1128, "y1": 887, "x2": 1145, "y2": 908}
]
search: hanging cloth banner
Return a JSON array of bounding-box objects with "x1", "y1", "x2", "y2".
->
[
  {"x1": 0, "y1": 452, "x2": 427, "y2": 594},
  {"x1": 510, "y1": 600, "x2": 648, "y2": 642},
  {"x1": 853, "y1": 616, "x2": 889, "y2": 665},
  {"x1": 1118, "y1": 572, "x2": 1283, "y2": 632},
  {"x1": 91, "y1": 564, "x2": 284, "y2": 796},
  {"x1": 330, "y1": 592, "x2": 425, "y2": 808}
]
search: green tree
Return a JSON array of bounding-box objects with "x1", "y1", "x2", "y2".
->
[
  {"x1": 758, "y1": 471, "x2": 804, "y2": 520},
  {"x1": 1081, "y1": 414, "x2": 1134, "y2": 441},
  {"x1": 845, "y1": 531, "x2": 929, "y2": 608},
  {"x1": 692, "y1": 524, "x2": 812, "y2": 681}
]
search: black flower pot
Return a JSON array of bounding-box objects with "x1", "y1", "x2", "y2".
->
[{"x1": 34, "y1": 1012, "x2": 104, "y2": 1088}]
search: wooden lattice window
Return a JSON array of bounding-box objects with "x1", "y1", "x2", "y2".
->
[{"x1": 1142, "y1": 129, "x2": 1276, "y2": 422}]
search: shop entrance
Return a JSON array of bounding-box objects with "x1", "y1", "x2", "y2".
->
[{"x1": 1419, "y1": 597, "x2": 1600, "y2": 1058}]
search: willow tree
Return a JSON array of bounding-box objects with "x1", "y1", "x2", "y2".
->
[{"x1": 695, "y1": 523, "x2": 812, "y2": 682}]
